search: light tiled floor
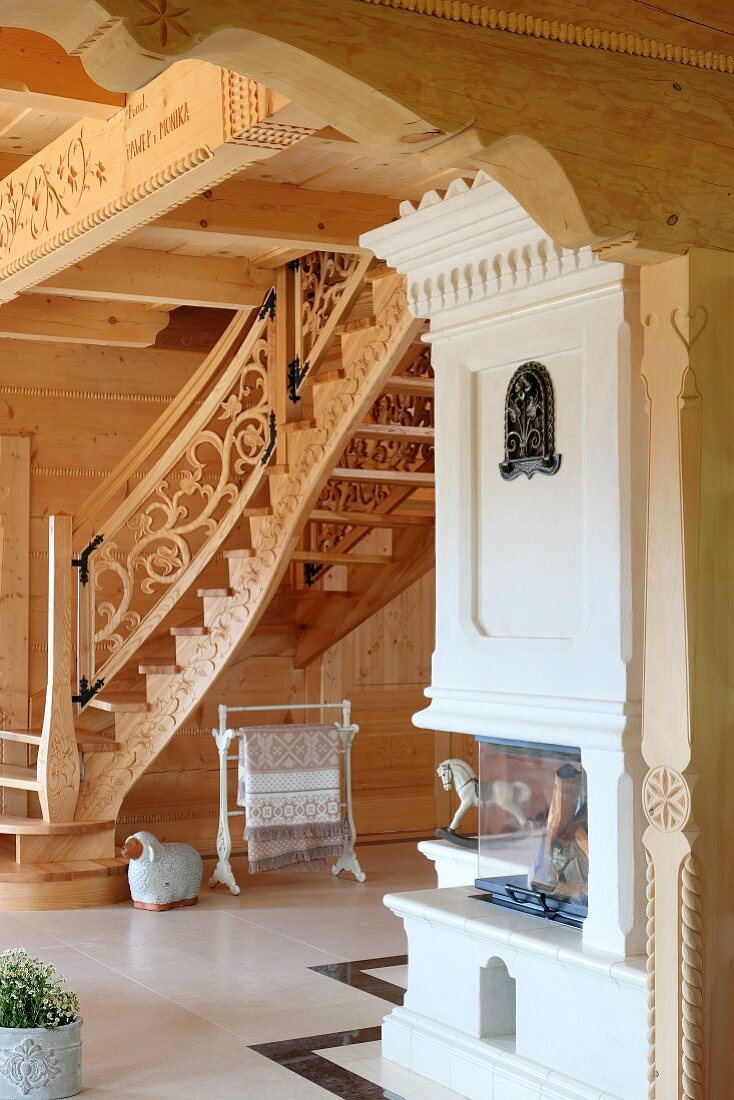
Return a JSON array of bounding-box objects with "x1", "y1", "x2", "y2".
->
[{"x1": 0, "y1": 841, "x2": 447, "y2": 1099}]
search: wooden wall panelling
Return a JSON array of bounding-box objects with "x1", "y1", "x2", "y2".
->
[{"x1": 0, "y1": 436, "x2": 30, "y2": 814}]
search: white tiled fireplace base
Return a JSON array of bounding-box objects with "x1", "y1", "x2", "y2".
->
[{"x1": 383, "y1": 887, "x2": 647, "y2": 1100}]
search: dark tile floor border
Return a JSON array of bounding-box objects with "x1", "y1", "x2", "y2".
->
[
  {"x1": 308, "y1": 953, "x2": 408, "y2": 1007},
  {"x1": 251, "y1": 1026, "x2": 403, "y2": 1100},
  {"x1": 249, "y1": 956, "x2": 410, "y2": 1099}
]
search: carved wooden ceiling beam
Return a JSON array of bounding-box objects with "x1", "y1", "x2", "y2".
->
[
  {"x1": 3, "y1": 0, "x2": 732, "y2": 256},
  {"x1": 0, "y1": 57, "x2": 320, "y2": 301}
]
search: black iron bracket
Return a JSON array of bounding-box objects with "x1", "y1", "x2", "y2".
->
[
  {"x1": 304, "y1": 562, "x2": 325, "y2": 587},
  {"x1": 287, "y1": 355, "x2": 310, "y2": 403},
  {"x1": 260, "y1": 409, "x2": 277, "y2": 466},
  {"x1": 73, "y1": 676, "x2": 105, "y2": 707},
  {"x1": 72, "y1": 534, "x2": 103, "y2": 586},
  {"x1": 258, "y1": 288, "x2": 277, "y2": 321}
]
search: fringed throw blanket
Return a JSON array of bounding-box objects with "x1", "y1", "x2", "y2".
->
[{"x1": 237, "y1": 724, "x2": 343, "y2": 873}]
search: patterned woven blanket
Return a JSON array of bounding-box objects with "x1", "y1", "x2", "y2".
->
[{"x1": 237, "y1": 724, "x2": 343, "y2": 873}]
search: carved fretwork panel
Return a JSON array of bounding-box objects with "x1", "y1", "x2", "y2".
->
[
  {"x1": 80, "y1": 309, "x2": 275, "y2": 686},
  {"x1": 313, "y1": 341, "x2": 434, "y2": 558}
]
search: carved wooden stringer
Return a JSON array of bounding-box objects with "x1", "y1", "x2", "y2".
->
[{"x1": 76, "y1": 275, "x2": 422, "y2": 822}]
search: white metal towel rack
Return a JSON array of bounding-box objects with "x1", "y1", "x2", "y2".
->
[{"x1": 209, "y1": 700, "x2": 366, "y2": 895}]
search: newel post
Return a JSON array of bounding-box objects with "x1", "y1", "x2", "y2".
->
[{"x1": 37, "y1": 514, "x2": 80, "y2": 822}]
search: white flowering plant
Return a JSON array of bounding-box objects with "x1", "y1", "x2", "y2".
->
[{"x1": 0, "y1": 949, "x2": 79, "y2": 1029}]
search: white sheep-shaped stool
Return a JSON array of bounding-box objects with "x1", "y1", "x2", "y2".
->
[{"x1": 121, "y1": 831, "x2": 203, "y2": 912}]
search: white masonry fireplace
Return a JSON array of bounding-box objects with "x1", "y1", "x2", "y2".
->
[{"x1": 363, "y1": 174, "x2": 649, "y2": 1100}]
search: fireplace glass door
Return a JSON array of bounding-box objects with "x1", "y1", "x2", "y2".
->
[{"x1": 475, "y1": 736, "x2": 588, "y2": 926}]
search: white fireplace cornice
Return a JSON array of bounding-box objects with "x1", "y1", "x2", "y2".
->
[{"x1": 364, "y1": 171, "x2": 633, "y2": 328}]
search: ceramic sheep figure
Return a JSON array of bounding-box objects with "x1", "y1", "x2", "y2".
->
[{"x1": 121, "y1": 831, "x2": 203, "y2": 911}]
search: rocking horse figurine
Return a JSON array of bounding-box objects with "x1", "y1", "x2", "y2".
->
[{"x1": 436, "y1": 758, "x2": 532, "y2": 850}]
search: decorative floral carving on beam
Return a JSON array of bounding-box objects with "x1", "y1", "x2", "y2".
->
[
  {"x1": 357, "y1": 1, "x2": 734, "y2": 75},
  {"x1": 0, "y1": 135, "x2": 106, "y2": 263},
  {"x1": 136, "y1": 0, "x2": 191, "y2": 47},
  {"x1": 643, "y1": 766, "x2": 691, "y2": 832}
]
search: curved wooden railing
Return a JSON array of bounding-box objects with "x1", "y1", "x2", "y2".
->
[
  {"x1": 68, "y1": 251, "x2": 369, "y2": 705},
  {"x1": 72, "y1": 295, "x2": 276, "y2": 699}
]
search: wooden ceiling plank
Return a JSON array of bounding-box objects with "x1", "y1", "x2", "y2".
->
[
  {"x1": 0, "y1": 296, "x2": 170, "y2": 347},
  {"x1": 152, "y1": 178, "x2": 398, "y2": 256},
  {"x1": 32, "y1": 248, "x2": 272, "y2": 309}
]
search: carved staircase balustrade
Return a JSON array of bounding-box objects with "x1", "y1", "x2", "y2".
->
[
  {"x1": 74, "y1": 271, "x2": 424, "y2": 822},
  {"x1": 286, "y1": 251, "x2": 370, "y2": 403}
]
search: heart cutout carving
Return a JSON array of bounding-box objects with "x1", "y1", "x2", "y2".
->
[{"x1": 671, "y1": 306, "x2": 708, "y2": 351}]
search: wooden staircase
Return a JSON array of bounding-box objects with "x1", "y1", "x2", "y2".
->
[{"x1": 0, "y1": 254, "x2": 435, "y2": 908}]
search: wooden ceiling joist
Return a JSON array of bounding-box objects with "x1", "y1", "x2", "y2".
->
[
  {"x1": 147, "y1": 178, "x2": 398, "y2": 256},
  {"x1": 32, "y1": 248, "x2": 272, "y2": 310},
  {"x1": 0, "y1": 296, "x2": 170, "y2": 346}
]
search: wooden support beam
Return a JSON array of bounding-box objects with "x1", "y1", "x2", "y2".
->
[
  {"x1": 0, "y1": 296, "x2": 171, "y2": 346},
  {"x1": 309, "y1": 508, "x2": 433, "y2": 527},
  {"x1": 0, "y1": 29, "x2": 124, "y2": 115},
  {"x1": 329, "y1": 468, "x2": 435, "y2": 488},
  {"x1": 0, "y1": 61, "x2": 320, "y2": 301},
  {"x1": 33, "y1": 248, "x2": 272, "y2": 309},
  {"x1": 150, "y1": 178, "x2": 398, "y2": 255}
]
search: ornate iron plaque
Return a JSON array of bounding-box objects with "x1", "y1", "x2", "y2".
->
[{"x1": 499, "y1": 361, "x2": 561, "y2": 480}]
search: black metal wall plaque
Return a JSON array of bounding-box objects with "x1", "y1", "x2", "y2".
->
[{"x1": 499, "y1": 361, "x2": 561, "y2": 480}]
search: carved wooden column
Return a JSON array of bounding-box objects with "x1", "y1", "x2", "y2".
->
[
  {"x1": 37, "y1": 515, "x2": 80, "y2": 822},
  {"x1": 640, "y1": 248, "x2": 734, "y2": 1098}
]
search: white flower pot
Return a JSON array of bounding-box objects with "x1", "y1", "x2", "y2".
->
[{"x1": 0, "y1": 1019, "x2": 81, "y2": 1098}]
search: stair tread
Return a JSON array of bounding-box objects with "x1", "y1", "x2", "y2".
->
[
  {"x1": 139, "y1": 664, "x2": 181, "y2": 675},
  {"x1": 0, "y1": 765, "x2": 41, "y2": 791},
  {"x1": 170, "y1": 625, "x2": 208, "y2": 636},
  {"x1": 89, "y1": 696, "x2": 149, "y2": 714},
  {"x1": 0, "y1": 854, "x2": 127, "y2": 882},
  {"x1": 330, "y1": 467, "x2": 435, "y2": 486},
  {"x1": 354, "y1": 424, "x2": 434, "y2": 441},
  {"x1": 0, "y1": 729, "x2": 41, "y2": 745},
  {"x1": 382, "y1": 375, "x2": 434, "y2": 395},
  {"x1": 197, "y1": 588, "x2": 233, "y2": 598},
  {"x1": 0, "y1": 816, "x2": 114, "y2": 836},
  {"x1": 309, "y1": 508, "x2": 433, "y2": 528},
  {"x1": 223, "y1": 548, "x2": 255, "y2": 559},
  {"x1": 293, "y1": 550, "x2": 391, "y2": 566}
]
